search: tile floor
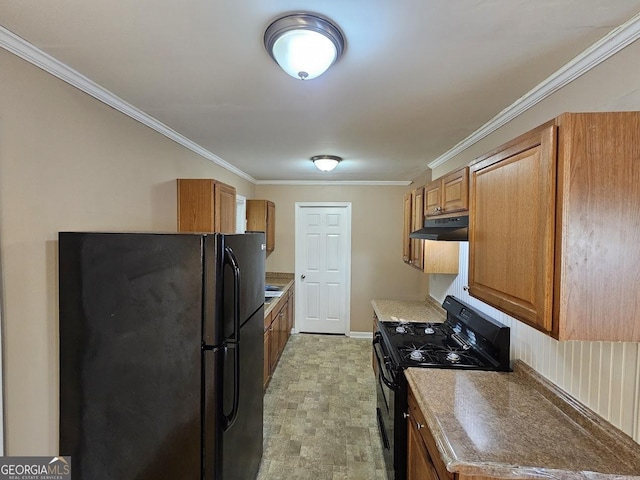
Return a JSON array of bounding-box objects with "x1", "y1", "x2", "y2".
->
[{"x1": 256, "y1": 333, "x2": 387, "y2": 480}]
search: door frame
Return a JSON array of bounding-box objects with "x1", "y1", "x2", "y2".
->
[{"x1": 294, "y1": 202, "x2": 352, "y2": 335}]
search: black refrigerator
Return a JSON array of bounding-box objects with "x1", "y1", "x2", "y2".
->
[{"x1": 58, "y1": 232, "x2": 266, "y2": 480}]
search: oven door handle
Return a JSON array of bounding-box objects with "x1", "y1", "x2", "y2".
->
[{"x1": 373, "y1": 334, "x2": 397, "y2": 390}]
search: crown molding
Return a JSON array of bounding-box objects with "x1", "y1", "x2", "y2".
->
[
  {"x1": 255, "y1": 180, "x2": 411, "y2": 186},
  {"x1": 428, "y1": 11, "x2": 640, "y2": 170},
  {"x1": 0, "y1": 25, "x2": 257, "y2": 183}
]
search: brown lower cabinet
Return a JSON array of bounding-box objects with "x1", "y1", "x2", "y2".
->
[
  {"x1": 407, "y1": 386, "x2": 453, "y2": 480},
  {"x1": 372, "y1": 313, "x2": 378, "y2": 375},
  {"x1": 407, "y1": 420, "x2": 438, "y2": 480},
  {"x1": 408, "y1": 385, "x2": 495, "y2": 480},
  {"x1": 263, "y1": 285, "x2": 294, "y2": 390}
]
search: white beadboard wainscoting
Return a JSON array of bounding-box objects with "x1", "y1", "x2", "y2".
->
[{"x1": 429, "y1": 242, "x2": 640, "y2": 444}]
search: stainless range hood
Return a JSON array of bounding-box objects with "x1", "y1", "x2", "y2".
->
[{"x1": 409, "y1": 215, "x2": 468, "y2": 241}]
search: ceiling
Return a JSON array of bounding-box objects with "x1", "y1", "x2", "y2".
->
[{"x1": 1, "y1": 1, "x2": 639, "y2": 182}]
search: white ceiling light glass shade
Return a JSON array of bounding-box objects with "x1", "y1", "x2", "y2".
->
[
  {"x1": 311, "y1": 155, "x2": 342, "y2": 172},
  {"x1": 264, "y1": 13, "x2": 345, "y2": 80}
]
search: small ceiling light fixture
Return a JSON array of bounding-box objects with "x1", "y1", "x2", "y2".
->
[
  {"x1": 264, "y1": 12, "x2": 345, "y2": 80},
  {"x1": 311, "y1": 155, "x2": 342, "y2": 172}
]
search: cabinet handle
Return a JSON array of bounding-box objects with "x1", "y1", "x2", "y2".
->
[
  {"x1": 301, "y1": 274, "x2": 306, "y2": 279},
  {"x1": 416, "y1": 421, "x2": 424, "y2": 430},
  {"x1": 403, "y1": 412, "x2": 410, "y2": 419},
  {"x1": 463, "y1": 285, "x2": 469, "y2": 291}
]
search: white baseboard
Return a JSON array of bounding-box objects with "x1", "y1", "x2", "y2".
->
[{"x1": 349, "y1": 331, "x2": 373, "y2": 339}]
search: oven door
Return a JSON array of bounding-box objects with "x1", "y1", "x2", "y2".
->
[{"x1": 373, "y1": 332, "x2": 397, "y2": 480}]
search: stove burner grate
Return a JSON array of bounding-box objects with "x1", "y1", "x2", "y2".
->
[
  {"x1": 397, "y1": 343, "x2": 442, "y2": 364},
  {"x1": 396, "y1": 343, "x2": 487, "y2": 367},
  {"x1": 383, "y1": 321, "x2": 441, "y2": 338},
  {"x1": 436, "y1": 347, "x2": 486, "y2": 367},
  {"x1": 395, "y1": 324, "x2": 409, "y2": 334}
]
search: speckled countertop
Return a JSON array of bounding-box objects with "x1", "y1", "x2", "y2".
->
[
  {"x1": 405, "y1": 361, "x2": 640, "y2": 479},
  {"x1": 264, "y1": 272, "x2": 294, "y2": 317},
  {"x1": 371, "y1": 297, "x2": 446, "y2": 323}
]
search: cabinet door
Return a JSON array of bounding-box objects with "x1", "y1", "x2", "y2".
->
[
  {"x1": 263, "y1": 328, "x2": 271, "y2": 390},
  {"x1": 287, "y1": 289, "x2": 295, "y2": 335},
  {"x1": 372, "y1": 313, "x2": 378, "y2": 374},
  {"x1": 177, "y1": 179, "x2": 215, "y2": 232},
  {"x1": 278, "y1": 300, "x2": 288, "y2": 354},
  {"x1": 424, "y1": 180, "x2": 441, "y2": 217},
  {"x1": 408, "y1": 387, "x2": 454, "y2": 480},
  {"x1": 407, "y1": 417, "x2": 439, "y2": 480},
  {"x1": 403, "y1": 192, "x2": 412, "y2": 263},
  {"x1": 266, "y1": 201, "x2": 275, "y2": 252},
  {"x1": 214, "y1": 182, "x2": 236, "y2": 233},
  {"x1": 423, "y1": 241, "x2": 459, "y2": 274},
  {"x1": 425, "y1": 167, "x2": 469, "y2": 217},
  {"x1": 269, "y1": 314, "x2": 280, "y2": 373},
  {"x1": 247, "y1": 200, "x2": 276, "y2": 252},
  {"x1": 440, "y1": 166, "x2": 469, "y2": 214},
  {"x1": 264, "y1": 312, "x2": 273, "y2": 390},
  {"x1": 177, "y1": 179, "x2": 236, "y2": 233},
  {"x1": 554, "y1": 112, "x2": 640, "y2": 341},
  {"x1": 410, "y1": 187, "x2": 424, "y2": 269},
  {"x1": 469, "y1": 123, "x2": 557, "y2": 333}
]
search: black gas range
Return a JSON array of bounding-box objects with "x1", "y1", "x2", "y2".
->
[{"x1": 373, "y1": 295, "x2": 510, "y2": 480}]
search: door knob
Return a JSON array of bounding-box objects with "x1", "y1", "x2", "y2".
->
[{"x1": 301, "y1": 274, "x2": 306, "y2": 279}]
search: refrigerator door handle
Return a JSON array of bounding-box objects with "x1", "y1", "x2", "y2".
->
[{"x1": 223, "y1": 246, "x2": 241, "y2": 431}]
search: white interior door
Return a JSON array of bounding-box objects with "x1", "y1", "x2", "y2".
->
[{"x1": 295, "y1": 203, "x2": 351, "y2": 335}]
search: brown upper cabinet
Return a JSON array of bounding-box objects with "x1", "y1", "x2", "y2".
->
[
  {"x1": 177, "y1": 179, "x2": 236, "y2": 233},
  {"x1": 403, "y1": 192, "x2": 412, "y2": 263},
  {"x1": 247, "y1": 200, "x2": 275, "y2": 253},
  {"x1": 422, "y1": 241, "x2": 459, "y2": 274},
  {"x1": 468, "y1": 112, "x2": 640, "y2": 342},
  {"x1": 403, "y1": 186, "x2": 459, "y2": 274},
  {"x1": 424, "y1": 166, "x2": 469, "y2": 217},
  {"x1": 410, "y1": 186, "x2": 425, "y2": 269}
]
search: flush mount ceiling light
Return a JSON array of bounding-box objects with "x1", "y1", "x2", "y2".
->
[
  {"x1": 264, "y1": 13, "x2": 345, "y2": 80},
  {"x1": 311, "y1": 155, "x2": 342, "y2": 172}
]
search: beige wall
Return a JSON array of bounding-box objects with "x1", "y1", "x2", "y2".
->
[
  {"x1": 255, "y1": 184, "x2": 429, "y2": 333},
  {"x1": 0, "y1": 50, "x2": 255, "y2": 455},
  {"x1": 429, "y1": 39, "x2": 640, "y2": 443}
]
